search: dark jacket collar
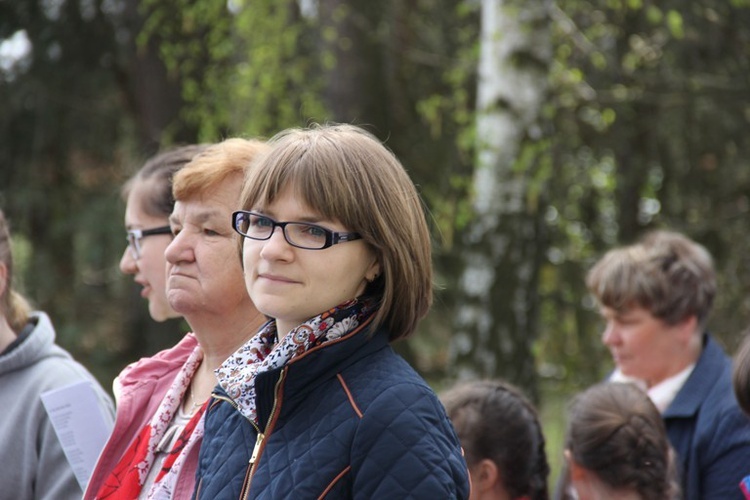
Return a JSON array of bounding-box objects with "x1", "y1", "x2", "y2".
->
[
  {"x1": 251, "y1": 322, "x2": 390, "y2": 426},
  {"x1": 663, "y1": 333, "x2": 728, "y2": 418}
]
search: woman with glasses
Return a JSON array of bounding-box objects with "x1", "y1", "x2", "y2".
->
[
  {"x1": 86, "y1": 145, "x2": 205, "y2": 499},
  {"x1": 85, "y1": 139, "x2": 269, "y2": 499},
  {"x1": 118, "y1": 145, "x2": 208, "y2": 322},
  {"x1": 193, "y1": 124, "x2": 470, "y2": 499}
]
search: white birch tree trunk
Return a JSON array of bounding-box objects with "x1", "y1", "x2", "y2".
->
[{"x1": 451, "y1": 0, "x2": 551, "y2": 394}]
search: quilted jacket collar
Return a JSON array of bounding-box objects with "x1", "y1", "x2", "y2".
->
[{"x1": 255, "y1": 321, "x2": 389, "y2": 426}]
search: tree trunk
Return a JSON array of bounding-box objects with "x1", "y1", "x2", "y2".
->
[
  {"x1": 318, "y1": 0, "x2": 388, "y2": 132},
  {"x1": 451, "y1": 0, "x2": 551, "y2": 399},
  {"x1": 119, "y1": 0, "x2": 196, "y2": 153}
]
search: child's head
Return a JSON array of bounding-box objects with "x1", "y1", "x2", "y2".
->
[
  {"x1": 442, "y1": 379, "x2": 549, "y2": 500},
  {"x1": 565, "y1": 382, "x2": 677, "y2": 500}
]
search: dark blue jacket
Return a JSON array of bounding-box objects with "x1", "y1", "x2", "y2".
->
[
  {"x1": 193, "y1": 323, "x2": 470, "y2": 499},
  {"x1": 664, "y1": 333, "x2": 750, "y2": 499}
]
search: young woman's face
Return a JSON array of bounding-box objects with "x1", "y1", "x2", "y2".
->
[
  {"x1": 241, "y1": 186, "x2": 380, "y2": 338},
  {"x1": 120, "y1": 181, "x2": 177, "y2": 322}
]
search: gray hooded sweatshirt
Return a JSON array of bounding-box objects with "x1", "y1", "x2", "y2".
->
[{"x1": 0, "y1": 311, "x2": 114, "y2": 500}]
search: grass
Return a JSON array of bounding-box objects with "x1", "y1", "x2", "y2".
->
[{"x1": 539, "y1": 382, "x2": 574, "y2": 491}]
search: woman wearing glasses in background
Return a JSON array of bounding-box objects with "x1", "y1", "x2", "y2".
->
[
  {"x1": 86, "y1": 139, "x2": 269, "y2": 499},
  {"x1": 193, "y1": 124, "x2": 470, "y2": 499},
  {"x1": 119, "y1": 145, "x2": 207, "y2": 322},
  {"x1": 86, "y1": 145, "x2": 205, "y2": 499}
]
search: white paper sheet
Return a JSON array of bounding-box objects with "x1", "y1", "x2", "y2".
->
[{"x1": 41, "y1": 380, "x2": 113, "y2": 490}]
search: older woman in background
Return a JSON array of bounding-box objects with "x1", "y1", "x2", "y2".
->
[
  {"x1": 586, "y1": 230, "x2": 750, "y2": 499},
  {"x1": 86, "y1": 139, "x2": 269, "y2": 499}
]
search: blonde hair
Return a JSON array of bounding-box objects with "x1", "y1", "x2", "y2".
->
[
  {"x1": 173, "y1": 138, "x2": 270, "y2": 202},
  {"x1": 0, "y1": 210, "x2": 32, "y2": 332},
  {"x1": 238, "y1": 124, "x2": 432, "y2": 340},
  {"x1": 586, "y1": 230, "x2": 715, "y2": 329}
]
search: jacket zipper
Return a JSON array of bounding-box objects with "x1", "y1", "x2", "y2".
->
[
  {"x1": 240, "y1": 369, "x2": 287, "y2": 500},
  {"x1": 205, "y1": 392, "x2": 262, "y2": 500},
  {"x1": 249, "y1": 431, "x2": 265, "y2": 465},
  {"x1": 194, "y1": 478, "x2": 202, "y2": 499}
]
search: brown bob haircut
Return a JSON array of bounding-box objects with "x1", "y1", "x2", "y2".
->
[
  {"x1": 238, "y1": 124, "x2": 432, "y2": 341},
  {"x1": 586, "y1": 229, "x2": 716, "y2": 330}
]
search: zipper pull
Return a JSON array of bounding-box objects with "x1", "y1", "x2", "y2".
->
[{"x1": 250, "y1": 432, "x2": 265, "y2": 465}]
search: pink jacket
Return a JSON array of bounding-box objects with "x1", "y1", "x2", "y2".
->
[{"x1": 84, "y1": 333, "x2": 200, "y2": 500}]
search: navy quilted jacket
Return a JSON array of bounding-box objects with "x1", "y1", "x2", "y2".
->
[{"x1": 193, "y1": 324, "x2": 470, "y2": 499}]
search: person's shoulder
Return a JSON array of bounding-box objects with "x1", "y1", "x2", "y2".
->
[
  {"x1": 344, "y1": 343, "x2": 428, "y2": 389},
  {"x1": 138, "y1": 331, "x2": 198, "y2": 364},
  {"x1": 701, "y1": 333, "x2": 732, "y2": 366},
  {"x1": 118, "y1": 332, "x2": 197, "y2": 382},
  {"x1": 692, "y1": 354, "x2": 749, "y2": 438},
  {"x1": 697, "y1": 338, "x2": 736, "y2": 403},
  {"x1": 343, "y1": 352, "x2": 441, "y2": 414},
  {"x1": 20, "y1": 343, "x2": 103, "y2": 397}
]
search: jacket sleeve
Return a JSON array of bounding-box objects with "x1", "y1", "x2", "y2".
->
[
  {"x1": 698, "y1": 406, "x2": 750, "y2": 500},
  {"x1": 350, "y1": 382, "x2": 470, "y2": 499}
]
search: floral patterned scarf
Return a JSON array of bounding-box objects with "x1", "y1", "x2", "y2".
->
[
  {"x1": 96, "y1": 343, "x2": 205, "y2": 499},
  {"x1": 216, "y1": 297, "x2": 376, "y2": 424}
]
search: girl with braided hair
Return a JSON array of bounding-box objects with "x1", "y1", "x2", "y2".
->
[
  {"x1": 442, "y1": 379, "x2": 550, "y2": 500},
  {"x1": 563, "y1": 382, "x2": 680, "y2": 500}
]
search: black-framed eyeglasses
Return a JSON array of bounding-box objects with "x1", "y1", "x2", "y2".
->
[
  {"x1": 232, "y1": 211, "x2": 362, "y2": 250},
  {"x1": 126, "y1": 225, "x2": 172, "y2": 260}
]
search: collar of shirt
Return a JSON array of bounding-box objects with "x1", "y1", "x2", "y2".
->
[{"x1": 609, "y1": 363, "x2": 695, "y2": 413}]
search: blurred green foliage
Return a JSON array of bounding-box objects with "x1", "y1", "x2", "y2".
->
[{"x1": 1, "y1": 4, "x2": 749, "y2": 478}]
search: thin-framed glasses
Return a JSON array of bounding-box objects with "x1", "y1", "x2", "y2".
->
[
  {"x1": 232, "y1": 210, "x2": 362, "y2": 250},
  {"x1": 126, "y1": 226, "x2": 172, "y2": 260}
]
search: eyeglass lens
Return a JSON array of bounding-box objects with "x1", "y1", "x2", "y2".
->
[
  {"x1": 126, "y1": 226, "x2": 172, "y2": 260},
  {"x1": 126, "y1": 233, "x2": 142, "y2": 260},
  {"x1": 238, "y1": 213, "x2": 328, "y2": 249}
]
